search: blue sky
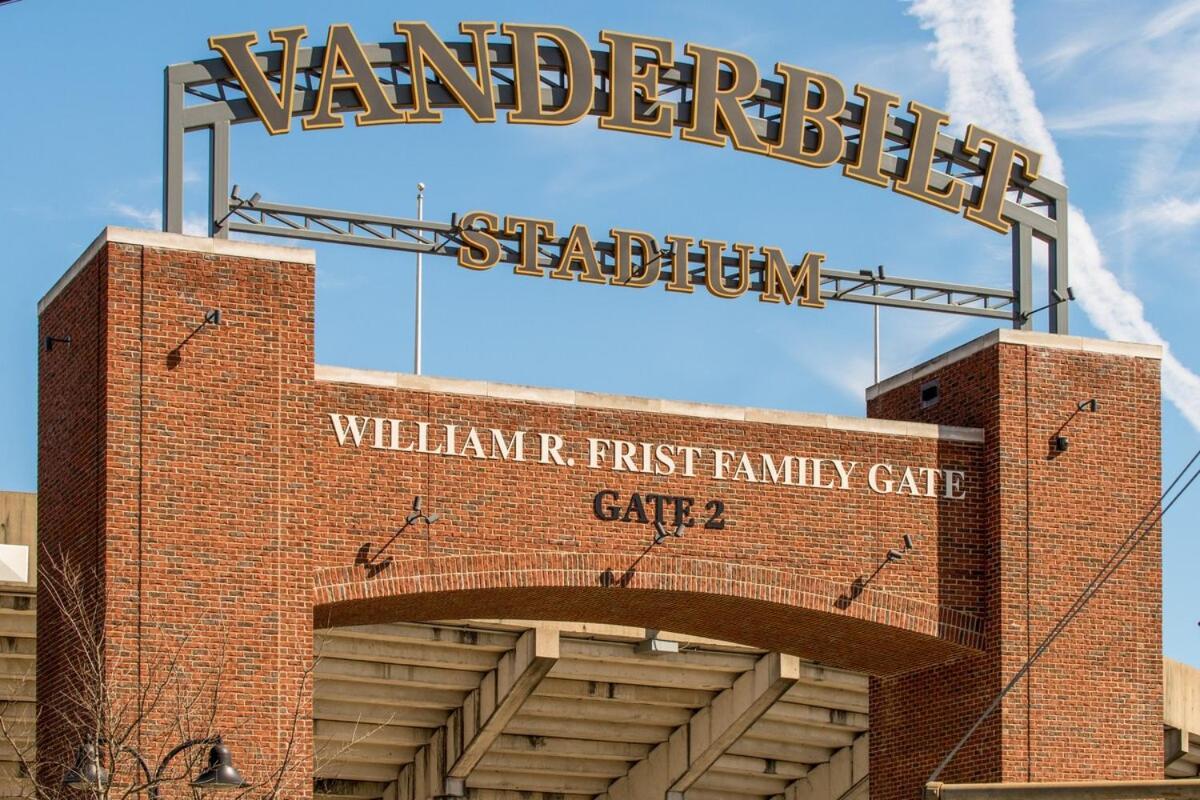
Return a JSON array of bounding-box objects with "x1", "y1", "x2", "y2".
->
[{"x1": 1, "y1": 0, "x2": 1197, "y2": 664}]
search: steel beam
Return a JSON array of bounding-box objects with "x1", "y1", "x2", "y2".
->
[
  {"x1": 163, "y1": 70, "x2": 184, "y2": 234},
  {"x1": 1011, "y1": 221, "x2": 1034, "y2": 330},
  {"x1": 226, "y1": 196, "x2": 1016, "y2": 321},
  {"x1": 210, "y1": 121, "x2": 230, "y2": 239}
]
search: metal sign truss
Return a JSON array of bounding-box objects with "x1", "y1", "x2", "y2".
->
[
  {"x1": 228, "y1": 197, "x2": 1014, "y2": 320},
  {"x1": 165, "y1": 31, "x2": 1068, "y2": 330}
]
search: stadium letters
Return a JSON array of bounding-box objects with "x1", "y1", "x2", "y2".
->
[{"x1": 209, "y1": 21, "x2": 1043, "y2": 236}]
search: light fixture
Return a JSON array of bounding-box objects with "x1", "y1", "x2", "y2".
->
[
  {"x1": 218, "y1": 188, "x2": 263, "y2": 229},
  {"x1": 886, "y1": 533, "x2": 916, "y2": 563},
  {"x1": 63, "y1": 742, "x2": 109, "y2": 791},
  {"x1": 1054, "y1": 435, "x2": 1070, "y2": 453},
  {"x1": 406, "y1": 496, "x2": 440, "y2": 525},
  {"x1": 1077, "y1": 398, "x2": 1099, "y2": 413},
  {"x1": 635, "y1": 629, "x2": 680, "y2": 656},
  {"x1": 45, "y1": 335, "x2": 72, "y2": 352},
  {"x1": 63, "y1": 735, "x2": 245, "y2": 798},
  {"x1": 652, "y1": 520, "x2": 683, "y2": 546},
  {"x1": 1020, "y1": 286, "x2": 1075, "y2": 322},
  {"x1": 190, "y1": 741, "x2": 247, "y2": 790}
]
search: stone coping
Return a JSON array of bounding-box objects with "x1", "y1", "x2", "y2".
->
[
  {"x1": 315, "y1": 364, "x2": 986, "y2": 443},
  {"x1": 39, "y1": 227, "x2": 316, "y2": 316},
  {"x1": 866, "y1": 328, "x2": 1164, "y2": 402}
]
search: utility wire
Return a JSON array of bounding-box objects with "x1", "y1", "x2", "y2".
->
[{"x1": 928, "y1": 445, "x2": 1200, "y2": 783}]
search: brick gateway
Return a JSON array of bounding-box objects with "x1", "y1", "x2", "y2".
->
[{"x1": 37, "y1": 229, "x2": 1162, "y2": 799}]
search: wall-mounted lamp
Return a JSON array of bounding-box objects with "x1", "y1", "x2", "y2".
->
[
  {"x1": 216, "y1": 186, "x2": 262, "y2": 229},
  {"x1": 169, "y1": 310, "x2": 222, "y2": 364},
  {"x1": 652, "y1": 520, "x2": 684, "y2": 546},
  {"x1": 1050, "y1": 398, "x2": 1098, "y2": 455},
  {"x1": 1021, "y1": 286, "x2": 1075, "y2": 323},
  {"x1": 858, "y1": 264, "x2": 886, "y2": 281},
  {"x1": 45, "y1": 335, "x2": 72, "y2": 352},
  {"x1": 228, "y1": 185, "x2": 261, "y2": 209},
  {"x1": 886, "y1": 533, "x2": 916, "y2": 563},
  {"x1": 406, "y1": 496, "x2": 440, "y2": 525}
]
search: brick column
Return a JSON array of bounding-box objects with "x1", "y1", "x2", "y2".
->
[
  {"x1": 866, "y1": 331, "x2": 1162, "y2": 798},
  {"x1": 38, "y1": 228, "x2": 316, "y2": 797}
]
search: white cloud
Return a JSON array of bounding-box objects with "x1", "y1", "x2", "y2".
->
[
  {"x1": 110, "y1": 202, "x2": 207, "y2": 236},
  {"x1": 1144, "y1": 0, "x2": 1200, "y2": 40},
  {"x1": 111, "y1": 203, "x2": 162, "y2": 229},
  {"x1": 787, "y1": 309, "x2": 970, "y2": 402},
  {"x1": 1049, "y1": 97, "x2": 1200, "y2": 135},
  {"x1": 908, "y1": 0, "x2": 1063, "y2": 179},
  {"x1": 908, "y1": 0, "x2": 1200, "y2": 431},
  {"x1": 1123, "y1": 196, "x2": 1200, "y2": 231}
]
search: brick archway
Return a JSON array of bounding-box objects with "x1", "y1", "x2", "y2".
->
[{"x1": 313, "y1": 551, "x2": 983, "y2": 676}]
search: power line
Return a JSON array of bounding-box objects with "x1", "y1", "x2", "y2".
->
[{"x1": 928, "y1": 445, "x2": 1200, "y2": 783}]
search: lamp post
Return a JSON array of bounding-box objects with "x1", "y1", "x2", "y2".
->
[{"x1": 63, "y1": 735, "x2": 247, "y2": 797}]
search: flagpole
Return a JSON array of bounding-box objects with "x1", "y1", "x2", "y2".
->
[{"x1": 414, "y1": 182, "x2": 425, "y2": 376}]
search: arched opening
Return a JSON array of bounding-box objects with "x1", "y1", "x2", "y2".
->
[{"x1": 309, "y1": 557, "x2": 982, "y2": 799}]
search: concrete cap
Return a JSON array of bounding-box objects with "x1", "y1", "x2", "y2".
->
[
  {"x1": 316, "y1": 365, "x2": 986, "y2": 444},
  {"x1": 866, "y1": 328, "x2": 1163, "y2": 402},
  {"x1": 39, "y1": 226, "x2": 316, "y2": 316}
]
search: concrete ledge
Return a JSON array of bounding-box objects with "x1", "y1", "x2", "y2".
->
[
  {"x1": 866, "y1": 329, "x2": 1163, "y2": 402},
  {"x1": 39, "y1": 227, "x2": 316, "y2": 316},
  {"x1": 315, "y1": 365, "x2": 986, "y2": 444}
]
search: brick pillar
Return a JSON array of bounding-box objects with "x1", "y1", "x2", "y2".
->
[
  {"x1": 865, "y1": 331, "x2": 1163, "y2": 798},
  {"x1": 38, "y1": 229, "x2": 316, "y2": 797}
]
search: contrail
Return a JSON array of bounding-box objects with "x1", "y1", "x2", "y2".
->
[{"x1": 909, "y1": 0, "x2": 1200, "y2": 430}]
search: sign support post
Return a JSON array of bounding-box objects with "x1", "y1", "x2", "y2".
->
[{"x1": 415, "y1": 182, "x2": 425, "y2": 376}]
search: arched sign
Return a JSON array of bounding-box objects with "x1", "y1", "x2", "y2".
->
[{"x1": 165, "y1": 21, "x2": 1070, "y2": 330}]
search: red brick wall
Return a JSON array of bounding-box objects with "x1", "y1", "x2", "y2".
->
[
  {"x1": 39, "y1": 238, "x2": 316, "y2": 796},
  {"x1": 868, "y1": 339, "x2": 1162, "y2": 793},
  {"x1": 37, "y1": 248, "x2": 109, "y2": 789},
  {"x1": 38, "y1": 234, "x2": 1162, "y2": 799},
  {"x1": 306, "y1": 378, "x2": 988, "y2": 677}
]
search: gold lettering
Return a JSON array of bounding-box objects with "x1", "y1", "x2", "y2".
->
[
  {"x1": 759, "y1": 247, "x2": 825, "y2": 308},
  {"x1": 209, "y1": 27, "x2": 308, "y2": 135},
  {"x1": 610, "y1": 228, "x2": 662, "y2": 287},
  {"x1": 664, "y1": 234, "x2": 695, "y2": 294},
  {"x1": 550, "y1": 224, "x2": 606, "y2": 283},
  {"x1": 503, "y1": 23, "x2": 594, "y2": 125},
  {"x1": 504, "y1": 215, "x2": 556, "y2": 277},
  {"x1": 702, "y1": 240, "x2": 753, "y2": 299},
  {"x1": 962, "y1": 124, "x2": 1043, "y2": 233},
  {"x1": 842, "y1": 84, "x2": 901, "y2": 187},
  {"x1": 893, "y1": 100, "x2": 966, "y2": 213},
  {"x1": 303, "y1": 24, "x2": 408, "y2": 130},
  {"x1": 457, "y1": 211, "x2": 502, "y2": 270},
  {"x1": 770, "y1": 65, "x2": 846, "y2": 167},
  {"x1": 598, "y1": 30, "x2": 675, "y2": 138},
  {"x1": 680, "y1": 43, "x2": 767, "y2": 153},
  {"x1": 393, "y1": 21, "x2": 498, "y2": 123}
]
